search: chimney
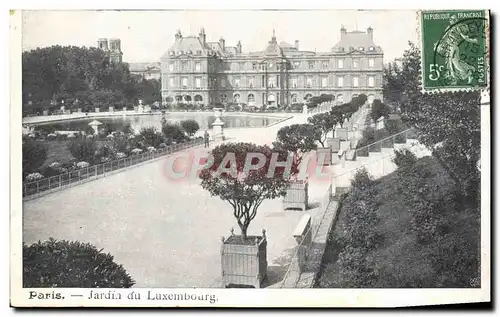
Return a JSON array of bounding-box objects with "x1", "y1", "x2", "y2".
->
[
  {"x1": 367, "y1": 26, "x2": 373, "y2": 40},
  {"x1": 199, "y1": 27, "x2": 206, "y2": 46},
  {"x1": 295, "y1": 40, "x2": 299, "y2": 50},
  {"x1": 340, "y1": 26, "x2": 347, "y2": 39},
  {"x1": 237, "y1": 40, "x2": 242, "y2": 53},
  {"x1": 175, "y1": 29, "x2": 182, "y2": 40},
  {"x1": 219, "y1": 37, "x2": 226, "y2": 52}
]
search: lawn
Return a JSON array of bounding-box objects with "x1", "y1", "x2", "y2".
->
[{"x1": 316, "y1": 156, "x2": 481, "y2": 288}]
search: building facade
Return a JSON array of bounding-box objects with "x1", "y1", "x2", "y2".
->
[
  {"x1": 160, "y1": 27, "x2": 383, "y2": 108},
  {"x1": 97, "y1": 38, "x2": 123, "y2": 64},
  {"x1": 129, "y1": 62, "x2": 162, "y2": 80}
]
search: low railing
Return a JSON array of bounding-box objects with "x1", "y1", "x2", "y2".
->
[
  {"x1": 279, "y1": 183, "x2": 333, "y2": 288},
  {"x1": 23, "y1": 138, "x2": 204, "y2": 199},
  {"x1": 354, "y1": 127, "x2": 417, "y2": 156}
]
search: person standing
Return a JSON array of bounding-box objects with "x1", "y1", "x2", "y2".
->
[{"x1": 204, "y1": 130, "x2": 210, "y2": 148}]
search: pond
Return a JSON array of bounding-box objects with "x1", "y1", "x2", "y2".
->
[{"x1": 36, "y1": 113, "x2": 281, "y2": 132}]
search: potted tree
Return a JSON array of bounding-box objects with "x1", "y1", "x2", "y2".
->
[
  {"x1": 199, "y1": 142, "x2": 290, "y2": 288},
  {"x1": 307, "y1": 112, "x2": 340, "y2": 166},
  {"x1": 274, "y1": 124, "x2": 319, "y2": 211}
]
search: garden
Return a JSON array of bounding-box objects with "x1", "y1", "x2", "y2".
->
[{"x1": 22, "y1": 118, "x2": 203, "y2": 196}]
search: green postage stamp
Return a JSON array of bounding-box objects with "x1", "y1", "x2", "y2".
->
[{"x1": 420, "y1": 10, "x2": 490, "y2": 92}]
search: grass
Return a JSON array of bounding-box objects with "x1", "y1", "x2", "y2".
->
[{"x1": 317, "y1": 156, "x2": 481, "y2": 288}]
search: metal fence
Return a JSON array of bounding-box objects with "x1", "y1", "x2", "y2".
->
[
  {"x1": 23, "y1": 138, "x2": 205, "y2": 199},
  {"x1": 279, "y1": 183, "x2": 333, "y2": 288}
]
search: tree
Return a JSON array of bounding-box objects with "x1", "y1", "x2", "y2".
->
[
  {"x1": 370, "y1": 99, "x2": 391, "y2": 121},
  {"x1": 121, "y1": 123, "x2": 134, "y2": 135},
  {"x1": 22, "y1": 138, "x2": 47, "y2": 174},
  {"x1": 139, "y1": 126, "x2": 163, "y2": 147},
  {"x1": 383, "y1": 62, "x2": 404, "y2": 105},
  {"x1": 307, "y1": 113, "x2": 336, "y2": 147},
  {"x1": 23, "y1": 238, "x2": 135, "y2": 288},
  {"x1": 22, "y1": 45, "x2": 138, "y2": 114},
  {"x1": 395, "y1": 42, "x2": 480, "y2": 198},
  {"x1": 180, "y1": 119, "x2": 201, "y2": 136},
  {"x1": 67, "y1": 137, "x2": 98, "y2": 162},
  {"x1": 274, "y1": 124, "x2": 319, "y2": 170},
  {"x1": 199, "y1": 142, "x2": 290, "y2": 239}
]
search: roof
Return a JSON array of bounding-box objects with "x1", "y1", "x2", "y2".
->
[
  {"x1": 161, "y1": 36, "x2": 213, "y2": 59},
  {"x1": 279, "y1": 41, "x2": 295, "y2": 49},
  {"x1": 128, "y1": 62, "x2": 161, "y2": 72},
  {"x1": 331, "y1": 30, "x2": 382, "y2": 53}
]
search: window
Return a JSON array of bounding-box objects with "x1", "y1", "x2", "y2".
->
[
  {"x1": 248, "y1": 94, "x2": 255, "y2": 103},
  {"x1": 195, "y1": 77, "x2": 201, "y2": 88},
  {"x1": 233, "y1": 94, "x2": 240, "y2": 103},
  {"x1": 291, "y1": 94, "x2": 298, "y2": 103},
  {"x1": 359, "y1": 47, "x2": 364, "y2": 51},
  {"x1": 181, "y1": 61, "x2": 188, "y2": 71},
  {"x1": 169, "y1": 77, "x2": 175, "y2": 87},
  {"x1": 369, "y1": 46, "x2": 375, "y2": 51},
  {"x1": 196, "y1": 50, "x2": 202, "y2": 55},
  {"x1": 248, "y1": 77, "x2": 255, "y2": 88},
  {"x1": 220, "y1": 94, "x2": 227, "y2": 103},
  {"x1": 322, "y1": 60, "x2": 329, "y2": 69},
  {"x1": 293, "y1": 61, "x2": 301, "y2": 68},
  {"x1": 337, "y1": 59, "x2": 344, "y2": 69},
  {"x1": 321, "y1": 77, "x2": 328, "y2": 88},
  {"x1": 181, "y1": 77, "x2": 188, "y2": 88},
  {"x1": 368, "y1": 76, "x2": 375, "y2": 87},
  {"x1": 338, "y1": 47, "x2": 345, "y2": 52},
  {"x1": 252, "y1": 62, "x2": 258, "y2": 70},
  {"x1": 337, "y1": 76, "x2": 344, "y2": 87},
  {"x1": 369, "y1": 59, "x2": 375, "y2": 67},
  {"x1": 239, "y1": 62, "x2": 245, "y2": 70},
  {"x1": 349, "y1": 46, "x2": 354, "y2": 51},
  {"x1": 169, "y1": 51, "x2": 175, "y2": 56},
  {"x1": 292, "y1": 78, "x2": 298, "y2": 88},
  {"x1": 306, "y1": 77, "x2": 313, "y2": 88},
  {"x1": 260, "y1": 63, "x2": 266, "y2": 71},
  {"x1": 195, "y1": 62, "x2": 201, "y2": 71},
  {"x1": 352, "y1": 76, "x2": 359, "y2": 87},
  {"x1": 234, "y1": 77, "x2": 240, "y2": 88},
  {"x1": 352, "y1": 59, "x2": 359, "y2": 68},
  {"x1": 221, "y1": 78, "x2": 226, "y2": 88},
  {"x1": 308, "y1": 61, "x2": 315, "y2": 70},
  {"x1": 169, "y1": 63, "x2": 174, "y2": 72},
  {"x1": 268, "y1": 77, "x2": 276, "y2": 88}
]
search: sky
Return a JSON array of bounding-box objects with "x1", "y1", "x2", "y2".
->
[{"x1": 21, "y1": 10, "x2": 418, "y2": 63}]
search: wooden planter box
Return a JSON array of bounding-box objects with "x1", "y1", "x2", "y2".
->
[
  {"x1": 283, "y1": 180, "x2": 308, "y2": 211},
  {"x1": 221, "y1": 231, "x2": 267, "y2": 288},
  {"x1": 327, "y1": 138, "x2": 341, "y2": 153},
  {"x1": 316, "y1": 147, "x2": 331, "y2": 166}
]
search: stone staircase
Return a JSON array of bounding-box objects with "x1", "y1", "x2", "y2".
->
[{"x1": 329, "y1": 128, "x2": 432, "y2": 195}]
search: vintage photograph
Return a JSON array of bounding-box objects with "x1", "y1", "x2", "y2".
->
[{"x1": 12, "y1": 8, "x2": 490, "y2": 306}]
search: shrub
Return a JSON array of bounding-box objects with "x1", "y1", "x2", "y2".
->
[
  {"x1": 68, "y1": 137, "x2": 98, "y2": 162},
  {"x1": 162, "y1": 122, "x2": 186, "y2": 144},
  {"x1": 76, "y1": 161, "x2": 90, "y2": 169},
  {"x1": 147, "y1": 146, "x2": 156, "y2": 152},
  {"x1": 121, "y1": 123, "x2": 134, "y2": 135},
  {"x1": 158, "y1": 143, "x2": 167, "y2": 148},
  {"x1": 22, "y1": 139, "x2": 47, "y2": 174},
  {"x1": 350, "y1": 168, "x2": 373, "y2": 190},
  {"x1": 131, "y1": 148, "x2": 143, "y2": 155},
  {"x1": 139, "y1": 126, "x2": 163, "y2": 147},
  {"x1": 25, "y1": 172, "x2": 44, "y2": 182},
  {"x1": 95, "y1": 144, "x2": 115, "y2": 161},
  {"x1": 23, "y1": 238, "x2": 135, "y2": 288},
  {"x1": 112, "y1": 135, "x2": 131, "y2": 154},
  {"x1": 116, "y1": 152, "x2": 127, "y2": 159},
  {"x1": 393, "y1": 148, "x2": 418, "y2": 171},
  {"x1": 180, "y1": 119, "x2": 200, "y2": 136}
]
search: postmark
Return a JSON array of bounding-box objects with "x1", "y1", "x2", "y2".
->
[{"x1": 420, "y1": 10, "x2": 489, "y2": 92}]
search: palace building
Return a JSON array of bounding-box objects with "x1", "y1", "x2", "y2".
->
[{"x1": 160, "y1": 27, "x2": 383, "y2": 108}]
